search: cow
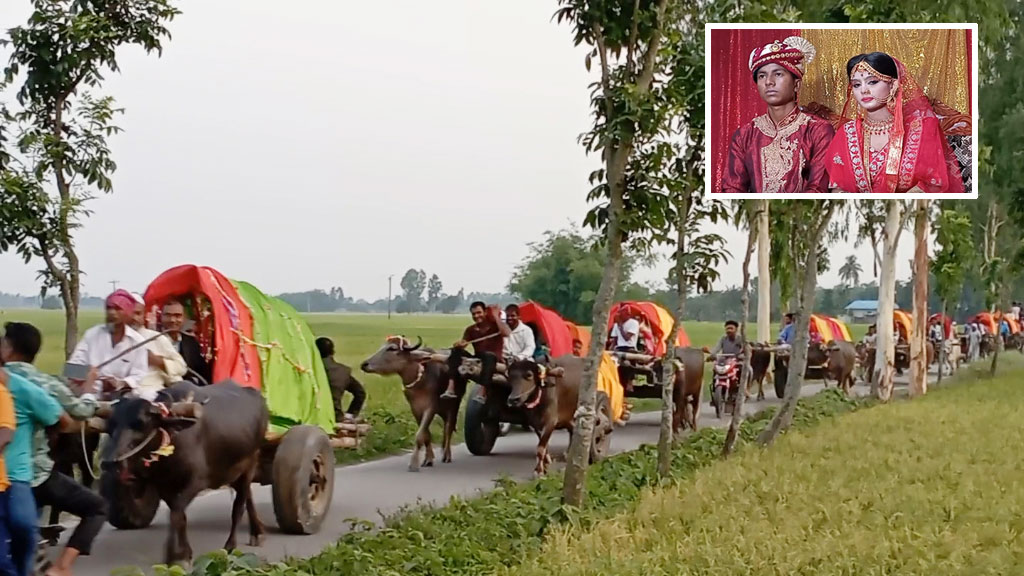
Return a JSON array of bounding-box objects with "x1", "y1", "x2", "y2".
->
[
  {"x1": 504, "y1": 356, "x2": 586, "y2": 476},
  {"x1": 747, "y1": 344, "x2": 772, "y2": 400},
  {"x1": 95, "y1": 381, "x2": 268, "y2": 567},
  {"x1": 360, "y1": 336, "x2": 460, "y2": 472},
  {"x1": 671, "y1": 347, "x2": 706, "y2": 433},
  {"x1": 824, "y1": 340, "x2": 857, "y2": 394}
]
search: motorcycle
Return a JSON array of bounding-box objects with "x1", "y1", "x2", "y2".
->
[{"x1": 710, "y1": 353, "x2": 741, "y2": 419}]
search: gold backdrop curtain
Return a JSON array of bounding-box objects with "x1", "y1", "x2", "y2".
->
[{"x1": 799, "y1": 29, "x2": 969, "y2": 117}]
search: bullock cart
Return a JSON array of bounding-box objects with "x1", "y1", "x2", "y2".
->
[
  {"x1": 98, "y1": 265, "x2": 367, "y2": 536},
  {"x1": 769, "y1": 315, "x2": 853, "y2": 397}
]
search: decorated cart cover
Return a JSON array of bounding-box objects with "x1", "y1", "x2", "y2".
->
[
  {"x1": 893, "y1": 310, "x2": 914, "y2": 340},
  {"x1": 519, "y1": 302, "x2": 624, "y2": 422},
  {"x1": 928, "y1": 313, "x2": 954, "y2": 339},
  {"x1": 607, "y1": 301, "x2": 690, "y2": 357},
  {"x1": 566, "y1": 322, "x2": 591, "y2": 353},
  {"x1": 518, "y1": 301, "x2": 574, "y2": 357},
  {"x1": 809, "y1": 314, "x2": 852, "y2": 342},
  {"x1": 144, "y1": 265, "x2": 334, "y2": 435},
  {"x1": 970, "y1": 312, "x2": 997, "y2": 333},
  {"x1": 144, "y1": 265, "x2": 262, "y2": 390},
  {"x1": 232, "y1": 281, "x2": 335, "y2": 435}
]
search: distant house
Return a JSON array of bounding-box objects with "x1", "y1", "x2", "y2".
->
[{"x1": 845, "y1": 300, "x2": 879, "y2": 323}]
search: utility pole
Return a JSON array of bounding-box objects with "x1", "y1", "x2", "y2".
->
[
  {"x1": 109, "y1": 280, "x2": 119, "y2": 292},
  {"x1": 388, "y1": 275, "x2": 394, "y2": 319}
]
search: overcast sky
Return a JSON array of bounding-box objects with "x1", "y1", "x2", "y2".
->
[{"x1": 0, "y1": 1, "x2": 919, "y2": 301}]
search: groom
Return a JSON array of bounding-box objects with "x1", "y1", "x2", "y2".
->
[{"x1": 720, "y1": 37, "x2": 835, "y2": 194}]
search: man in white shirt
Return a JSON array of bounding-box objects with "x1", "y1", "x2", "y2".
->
[
  {"x1": 502, "y1": 304, "x2": 536, "y2": 362},
  {"x1": 129, "y1": 293, "x2": 188, "y2": 400},
  {"x1": 609, "y1": 316, "x2": 641, "y2": 352},
  {"x1": 67, "y1": 289, "x2": 149, "y2": 397}
]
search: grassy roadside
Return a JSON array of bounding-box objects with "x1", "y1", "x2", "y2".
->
[
  {"x1": 138, "y1": 382, "x2": 876, "y2": 575},
  {"x1": 505, "y1": 356, "x2": 1024, "y2": 576}
]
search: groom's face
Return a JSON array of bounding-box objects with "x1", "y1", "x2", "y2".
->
[{"x1": 755, "y1": 63, "x2": 799, "y2": 106}]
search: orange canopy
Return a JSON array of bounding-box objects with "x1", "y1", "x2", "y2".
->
[
  {"x1": 566, "y1": 322, "x2": 591, "y2": 355},
  {"x1": 1008, "y1": 317, "x2": 1021, "y2": 334},
  {"x1": 970, "y1": 312, "x2": 997, "y2": 333},
  {"x1": 607, "y1": 301, "x2": 689, "y2": 357},
  {"x1": 893, "y1": 310, "x2": 913, "y2": 339},
  {"x1": 143, "y1": 265, "x2": 262, "y2": 390},
  {"x1": 809, "y1": 314, "x2": 853, "y2": 342},
  {"x1": 518, "y1": 301, "x2": 574, "y2": 357}
]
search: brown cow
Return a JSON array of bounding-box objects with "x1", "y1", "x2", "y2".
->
[
  {"x1": 825, "y1": 340, "x2": 857, "y2": 394},
  {"x1": 670, "y1": 347, "x2": 706, "y2": 434},
  {"x1": 360, "y1": 336, "x2": 460, "y2": 471},
  {"x1": 505, "y1": 356, "x2": 613, "y2": 476}
]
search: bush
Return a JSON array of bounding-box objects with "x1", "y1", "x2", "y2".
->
[{"x1": 130, "y1": 388, "x2": 867, "y2": 576}]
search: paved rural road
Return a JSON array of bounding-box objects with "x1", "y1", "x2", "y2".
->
[{"x1": 69, "y1": 373, "x2": 936, "y2": 575}]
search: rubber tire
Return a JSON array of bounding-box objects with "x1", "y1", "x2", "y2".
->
[
  {"x1": 713, "y1": 386, "x2": 725, "y2": 419},
  {"x1": 271, "y1": 425, "x2": 335, "y2": 535},
  {"x1": 464, "y1": 385, "x2": 500, "y2": 456},
  {"x1": 100, "y1": 470, "x2": 160, "y2": 530},
  {"x1": 589, "y1": 392, "x2": 613, "y2": 463},
  {"x1": 774, "y1": 364, "x2": 787, "y2": 399}
]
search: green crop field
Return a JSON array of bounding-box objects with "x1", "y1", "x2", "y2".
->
[{"x1": 0, "y1": 309, "x2": 868, "y2": 462}]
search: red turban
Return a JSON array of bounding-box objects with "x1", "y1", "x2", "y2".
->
[
  {"x1": 105, "y1": 289, "x2": 136, "y2": 314},
  {"x1": 749, "y1": 36, "x2": 817, "y2": 80}
]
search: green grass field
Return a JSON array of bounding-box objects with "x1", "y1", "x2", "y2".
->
[
  {"x1": 0, "y1": 309, "x2": 868, "y2": 462},
  {"x1": 505, "y1": 356, "x2": 1024, "y2": 576}
]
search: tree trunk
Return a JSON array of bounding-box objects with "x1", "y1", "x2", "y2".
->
[
  {"x1": 723, "y1": 218, "x2": 756, "y2": 457},
  {"x1": 909, "y1": 199, "x2": 929, "y2": 397},
  {"x1": 990, "y1": 336, "x2": 1000, "y2": 377},
  {"x1": 562, "y1": 156, "x2": 627, "y2": 508},
  {"x1": 937, "y1": 299, "x2": 947, "y2": 385},
  {"x1": 757, "y1": 204, "x2": 835, "y2": 446},
  {"x1": 658, "y1": 190, "x2": 691, "y2": 478},
  {"x1": 874, "y1": 201, "x2": 903, "y2": 401},
  {"x1": 757, "y1": 199, "x2": 771, "y2": 343}
]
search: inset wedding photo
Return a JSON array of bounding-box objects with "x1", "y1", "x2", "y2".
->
[{"x1": 705, "y1": 23, "x2": 978, "y2": 199}]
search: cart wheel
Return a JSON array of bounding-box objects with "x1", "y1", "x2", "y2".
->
[
  {"x1": 272, "y1": 425, "x2": 335, "y2": 535},
  {"x1": 589, "y1": 392, "x2": 613, "y2": 463},
  {"x1": 464, "y1": 385, "x2": 499, "y2": 456},
  {"x1": 100, "y1": 470, "x2": 160, "y2": 530},
  {"x1": 774, "y1": 364, "x2": 787, "y2": 399}
]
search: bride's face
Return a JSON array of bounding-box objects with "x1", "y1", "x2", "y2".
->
[{"x1": 850, "y1": 70, "x2": 893, "y2": 113}]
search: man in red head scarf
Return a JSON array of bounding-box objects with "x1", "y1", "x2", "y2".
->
[
  {"x1": 66, "y1": 289, "x2": 149, "y2": 397},
  {"x1": 720, "y1": 36, "x2": 835, "y2": 194}
]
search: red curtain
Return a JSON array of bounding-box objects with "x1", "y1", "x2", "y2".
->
[{"x1": 710, "y1": 28, "x2": 800, "y2": 195}]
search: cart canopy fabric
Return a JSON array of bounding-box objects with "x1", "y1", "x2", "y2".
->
[
  {"x1": 566, "y1": 322, "x2": 591, "y2": 354},
  {"x1": 518, "y1": 301, "x2": 574, "y2": 357},
  {"x1": 809, "y1": 314, "x2": 852, "y2": 342},
  {"x1": 970, "y1": 312, "x2": 997, "y2": 333},
  {"x1": 143, "y1": 265, "x2": 261, "y2": 389},
  {"x1": 607, "y1": 301, "x2": 690, "y2": 357},
  {"x1": 144, "y1": 265, "x2": 335, "y2": 435},
  {"x1": 893, "y1": 310, "x2": 914, "y2": 339},
  {"x1": 598, "y1": 352, "x2": 626, "y2": 423},
  {"x1": 232, "y1": 281, "x2": 335, "y2": 435}
]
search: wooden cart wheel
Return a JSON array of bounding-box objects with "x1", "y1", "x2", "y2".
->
[
  {"x1": 271, "y1": 425, "x2": 335, "y2": 535},
  {"x1": 100, "y1": 469, "x2": 160, "y2": 530},
  {"x1": 774, "y1": 362, "x2": 787, "y2": 399},
  {"x1": 464, "y1": 385, "x2": 499, "y2": 456},
  {"x1": 589, "y1": 391, "x2": 613, "y2": 463}
]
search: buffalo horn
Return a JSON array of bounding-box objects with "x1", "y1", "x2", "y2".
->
[
  {"x1": 405, "y1": 336, "x2": 423, "y2": 352},
  {"x1": 169, "y1": 401, "x2": 204, "y2": 419},
  {"x1": 95, "y1": 402, "x2": 115, "y2": 418}
]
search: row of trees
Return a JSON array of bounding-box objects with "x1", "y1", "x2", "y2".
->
[{"x1": 554, "y1": 0, "x2": 1021, "y2": 507}]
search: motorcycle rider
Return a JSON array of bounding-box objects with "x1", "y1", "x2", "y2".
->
[{"x1": 707, "y1": 320, "x2": 746, "y2": 403}]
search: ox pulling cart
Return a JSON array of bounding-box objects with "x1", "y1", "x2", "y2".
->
[{"x1": 99, "y1": 265, "x2": 368, "y2": 535}]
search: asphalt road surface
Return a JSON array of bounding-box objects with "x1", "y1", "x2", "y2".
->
[{"x1": 65, "y1": 374, "x2": 936, "y2": 575}]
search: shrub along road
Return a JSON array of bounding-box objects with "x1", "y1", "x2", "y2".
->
[{"x1": 73, "y1": 373, "x2": 935, "y2": 575}]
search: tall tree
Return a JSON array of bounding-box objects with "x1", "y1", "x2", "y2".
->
[
  {"x1": 0, "y1": 0, "x2": 180, "y2": 357},
  {"x1": 756, "y1": 199, "x2": 771, "y2": 343},
  {"x1": 932, "y1": 208, "x2": 974, "y2": 384},
  {"x1": 838, "y1": 255, "x2": 862, "y2": 287},
  {"x1": 865, "y1": 200, "x2": 912, "y2": 401},
  {"x1": 427, "y1": 274, "x2": 443, "y2": 310},
  {"x1": 909, "y1": 199, "x2": 930, "y2": 397},
  {"x1": 399, "y1": 268, "x2": 427, "y2": 313},
  {"x1": 723, "y1": 200, "x2": 758, "y2": 457},
  {"x1": 554, "y1": 0, "x2": 679, "y2": 507},
  {"x1": 757, "y1": 200, "x2": 842, "y2": 446}
]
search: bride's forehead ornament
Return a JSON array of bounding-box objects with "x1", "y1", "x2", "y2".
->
[{"x1": 850, "y1": 59, "x2": 897, "y2": 82}]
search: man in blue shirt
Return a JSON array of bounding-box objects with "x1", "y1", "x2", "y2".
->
[
  {"x1": 2, "y1": 365, "x2": 63, "y2": 576},
  {"x1": 778, "y1": 313, "x2": 796, "y2": 347}
]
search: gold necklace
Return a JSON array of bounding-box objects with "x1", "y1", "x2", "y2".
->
[{"x1": 863, "y1": 116, "x2": 894, "y2": 136}]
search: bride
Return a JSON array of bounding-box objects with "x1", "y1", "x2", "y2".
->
[{"x1": 825, "y1": 51, "x2": 965, "y2": 194}]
